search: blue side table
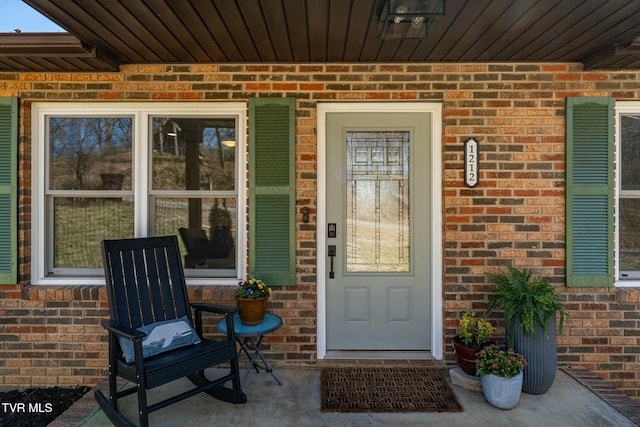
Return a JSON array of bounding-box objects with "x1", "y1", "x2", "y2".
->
[{"x1": 217, "y1": 312, "x2": 283, "y2": 388}]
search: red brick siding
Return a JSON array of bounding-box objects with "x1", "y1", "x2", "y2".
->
[{"x1": 0, "y1": 63, "x2": 638, "y2": 400}]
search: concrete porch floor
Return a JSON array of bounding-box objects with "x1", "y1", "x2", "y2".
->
[{"x1": 49, "y1": 365, "x2": 640, "y2": 427}]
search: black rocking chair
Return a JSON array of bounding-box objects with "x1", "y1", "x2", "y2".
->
[{"x1": 95, "y1": 236, "x2": 246, "y2": 427}]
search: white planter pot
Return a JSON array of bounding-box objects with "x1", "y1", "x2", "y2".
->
[{"x1": 480, "y1": 371, "x2": 523, "y2": 409}]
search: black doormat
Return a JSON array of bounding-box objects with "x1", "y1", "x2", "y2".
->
[
  {"x1": 321, "y1": 367, "x2": 463, "y2": 413},
  {"x1": 0, "y1": 386, "x2": 90, "y2": 427}
]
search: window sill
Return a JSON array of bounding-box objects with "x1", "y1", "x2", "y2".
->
[
  {"x1": 615, "y1": 280, "x2": 640, "y2": 288},
  {"x1": 31, "y1": 277, "x2": 240, "y2": 287}
]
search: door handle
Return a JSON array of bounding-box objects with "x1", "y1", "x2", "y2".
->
[{"x1": 328, "y1": 245, "x2": 336, "y2": 279}]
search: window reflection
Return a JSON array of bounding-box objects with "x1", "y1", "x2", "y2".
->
[
  {"x1": 41, "y1": 106, "x2": 243, "y2": 280},
  {"x1": 619, "y1": 115, "x2": 640, "y2": 274},
  {"x1": 150, "y1": 117, "x2": 238, "y2": 274},
  {"x1": 151, "y1": 117, "x2": 236, "y2": 191},
  {"x1": 49, "y1": 117, "x2": 133, "y2": 191},
  {"x1": 154, "y1": 197, "x2": 236, "y2": 275},
  {"x1": 53, "y1": 197, "x2": 134, "y2": 268}
]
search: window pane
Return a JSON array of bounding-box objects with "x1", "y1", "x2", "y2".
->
[
  {"x1": 620, "y1": 115, "x2": 640, "y2": 191},
  {"x1": 154, "y1": 197, "x2": 236, "y2": 274},
  {"x1": 619, "y1": 198, "x2": 640, "y2": 271},
  {"x1": 151, "y1": 117, "x2": 236, "y2": 191},
  {"x1": 53, "y1": 198, "x2": 134, "y2": 268},
  {"x1": 49, "y1": 117, "x2": 133, "y2": 190},
  {"x1": 345, "y1": 130, "x2": 410, "y2": 273}
]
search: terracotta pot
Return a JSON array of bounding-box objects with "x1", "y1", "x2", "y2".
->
[
  {"x1": 452, "y1": 336, "x2": 492, "y2": 376},
  {"x1": 235, "y1": 296, "x2": 269, "y2": 325}
]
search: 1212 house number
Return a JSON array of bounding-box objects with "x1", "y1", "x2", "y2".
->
[{"x1": 464, "y1": 138, "x2": 479, "y2": 187}]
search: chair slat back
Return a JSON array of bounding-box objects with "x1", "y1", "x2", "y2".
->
[{"x1": 102, "y1": 236, "x2": 191, "y2": 329}]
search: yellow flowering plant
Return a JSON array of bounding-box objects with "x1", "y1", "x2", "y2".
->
[
  {"x1": 459, "y1": 309, "x2": 494, "y2": 347},
  {"x1": 235, "y1": 278, "x2": 272, "y2": 299}
]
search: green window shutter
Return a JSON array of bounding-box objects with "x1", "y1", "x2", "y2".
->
[
  {"x1": 0, "y1": 98, "x2": 18, "y2": 284},
  {"x1": 566, "y1": 97, "x2": 614, "y2": 287},
  {"x1": 249, "y1": 98, "x2": 295, "y2": 285}
]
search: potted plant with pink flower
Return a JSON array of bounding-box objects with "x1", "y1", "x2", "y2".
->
[{"x1": 475, "y1": 344, "x2": 527, "y2": 409}]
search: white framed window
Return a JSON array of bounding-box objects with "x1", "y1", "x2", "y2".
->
[
  {"x1": 32, "y1": 102, "x2": 247, "y2": 285},
  {"x1": 616, "y1": 101, "x2": 640, "y2": 286}
]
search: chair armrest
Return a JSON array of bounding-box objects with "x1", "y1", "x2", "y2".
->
[
  {"x1": 100, "y1": 319, "x2": 145, "y2": 341},
  {"x1": 190, "y1": 302, "x2": 238, "y2": 315},
  {"x1": 189, "y1": 303, "x2": 238, "y2": 340}
]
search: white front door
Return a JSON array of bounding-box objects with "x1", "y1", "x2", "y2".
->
[{"x1": 323, "y1": 108, "x2": 433, "y2": 354}]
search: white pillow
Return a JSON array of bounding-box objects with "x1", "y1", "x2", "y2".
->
[{"x1": 117, "y1": 315, "x2": 201, "y2": 363}]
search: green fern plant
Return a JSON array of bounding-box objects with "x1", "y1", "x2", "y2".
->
[{"x1": 485, "y1": 262, "x2": 568, "y2": 345}]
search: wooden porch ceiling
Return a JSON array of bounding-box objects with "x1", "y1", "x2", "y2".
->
[{"x1": 0, "y1": 0, "x2": 639, "y2": 72}]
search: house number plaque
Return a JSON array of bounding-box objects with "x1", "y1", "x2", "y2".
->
[{"x1": 464, "y1": 138, "x2": 479, "y2": 188}]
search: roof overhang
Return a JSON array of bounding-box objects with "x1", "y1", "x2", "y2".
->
[
  {"x1": 0, "y1": 0, "x2": 638, "y2": 72},
  {"x1": 0, "y1": 33, "x2": 118, "y2": 71}
]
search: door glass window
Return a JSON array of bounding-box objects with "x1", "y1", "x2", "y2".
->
[{"x1": 345, "y1": 130, "x2": 410, "y2": 272}]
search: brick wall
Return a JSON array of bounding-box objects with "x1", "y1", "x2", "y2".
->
[{"x1": 0, "y1": 63, "x2": 639, "y2": 399}]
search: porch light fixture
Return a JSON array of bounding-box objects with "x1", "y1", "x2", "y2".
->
[{"x1": 378, "y1": 0, "x2": 446, "y2": 39}]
